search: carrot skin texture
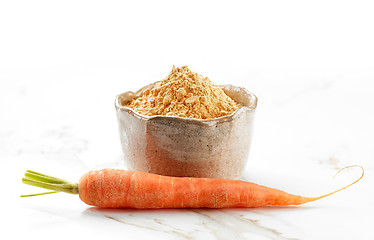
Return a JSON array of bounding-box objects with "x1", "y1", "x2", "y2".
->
[{"x1": 78, "y1": 169, "x2": 312, "y2": 208}]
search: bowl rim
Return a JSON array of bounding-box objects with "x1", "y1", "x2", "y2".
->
[{"x1": 115, "y1": 84, "x2": 257, "y2": 125}]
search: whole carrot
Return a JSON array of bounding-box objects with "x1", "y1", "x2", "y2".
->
[{"x1": 21, "y1": 166, "x2": 363, "y2": 208}]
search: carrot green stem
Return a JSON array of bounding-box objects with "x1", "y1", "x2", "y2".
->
[
  {"x1": 26, "y1": 170, "x2": 71, "y2": 183},
  {"x1": 21, "y1": 191, "x2": 59, "y2": 197},
  {"x1": 21, "y1": 170, "x2": 78, "y2": 197}
]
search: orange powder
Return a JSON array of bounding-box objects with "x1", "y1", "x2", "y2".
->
[{"x1": 126, "y1": 66, "x2": 240, "y2": 119}]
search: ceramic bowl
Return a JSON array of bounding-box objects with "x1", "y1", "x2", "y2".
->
[{"x1": 115, "y1": 83, "x2": 257, "y2": 179}]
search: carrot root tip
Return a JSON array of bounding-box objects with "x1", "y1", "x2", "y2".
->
[{"x1": 306, "y1": 165, "x2": 364, "y2": 203}]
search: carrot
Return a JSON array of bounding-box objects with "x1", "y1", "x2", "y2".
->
[{"x1": 21, "y1": 166, "x2": 363, "y2": 208}]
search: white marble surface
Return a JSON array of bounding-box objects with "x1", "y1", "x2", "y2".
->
[{"x1": 1, "y1": 1, "x2": 374, "y2": 239}]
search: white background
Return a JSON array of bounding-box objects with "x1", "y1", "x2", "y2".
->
[{"x1": 1, "y1": 1, "x2": 374, "y2": 240}]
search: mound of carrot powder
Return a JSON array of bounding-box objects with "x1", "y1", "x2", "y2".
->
[{"x1": 126, "y1": 66, "x2": 240, "y2": 119}]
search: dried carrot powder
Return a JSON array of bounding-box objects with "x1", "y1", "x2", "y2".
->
[{"x1": 126, "y1": 66, "x2": 240, "y2": 119}]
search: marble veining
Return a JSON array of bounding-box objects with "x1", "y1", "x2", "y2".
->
[
  {"x1": 84, "y1": 208, "x2": 300, "y2": 240},
  {"x1": 3, "y1": 67, "x2": 374, "y2": 240}
]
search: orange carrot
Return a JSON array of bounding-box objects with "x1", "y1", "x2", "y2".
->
[{"x1": 21, "y1": 166, "x2": 363, "y2": 208}]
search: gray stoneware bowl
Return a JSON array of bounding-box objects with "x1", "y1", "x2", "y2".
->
[{"x1": 115, "y1": 83, "x2": 257, "y2": 179}]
